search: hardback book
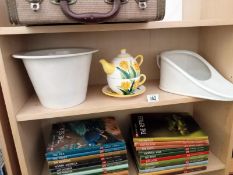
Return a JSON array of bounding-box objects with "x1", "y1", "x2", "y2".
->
[
  {"x1": 134, "y1": 140, "x2": 209, "y2": 147},
  {"x1": 131, "y1": 113, "x2": 208, "y2": 142},
  {"x1": 138, "y1": 165, "x2": 207, "y2": 175},
  {"x1": 140, "y1": 151, "x2": 209, "y2": 164},
  {"x1": 48, "y1": 150, "x2": 127, "y2": 166},
  {"x1": 49, "y1": 154, "x2": 127, "y2": 170},
  {"x1": 138, "y1": 154, "x2": 208, "y2": 170},
  {"x1": 50, "y1": 160, "x2": 128, "y2": 175},
  {"x1": 58, "y1": 163, "x2": 129, "y2": 175},
  {"x1": 47, "y1": 146, "x2": 126, "y2": 161},
  {"x1": 135, "y1": 143, "x2": 209, "y2": 151},
  {"x1": 46, "y1": 117, "x2": 125, "y2": 157},
  {"x1": 139, "y1": 146, "x2": 209, "y2": 160},
  {"x1": 138, "y1": 146, "x2": 209, "y2": 156},
  {"x1": 138, "y1": 160, "x2": 208, "y2": 173}
]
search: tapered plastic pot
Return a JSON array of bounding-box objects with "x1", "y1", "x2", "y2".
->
[{"x1": 13, "y1": 48, "x2": 98, "y2": 109}]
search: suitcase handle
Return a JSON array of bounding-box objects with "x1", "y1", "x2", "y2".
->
[{"x1": 60, "y1": 0, "x2": 121, "y2": 23}]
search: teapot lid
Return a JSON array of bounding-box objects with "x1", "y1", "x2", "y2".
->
[{"x1": 117, "y1": 49, "x2": 132, "y2": 58}]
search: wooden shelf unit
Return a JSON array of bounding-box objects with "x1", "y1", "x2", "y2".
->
[
  {"x1": 0, "y1": 86, "x2": 20, "y2": 175},
  {"x1": 2, "y1": 19, "x2": 233, "y2": 35},
  {"x1": 1, "y1": 1, "x2": 233, "y2": 175}
]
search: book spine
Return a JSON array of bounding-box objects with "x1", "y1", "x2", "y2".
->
[
  {"x1": 136, "y1": 144, "x2": 208, "y2": 151},
  {"x1": 50, "y1": 160, "x2": 128, "y2": 175},
  {"x1": 47, "y1": 146, "x2": 126, "y2": 161},
  {"x1": 140, "y1": 150, "x2": 197, "y2": 160},
  {"x1": 133, "y1": 137, "x2": 208, "y2": 142},
  {"x1": 48, "y1": 150, "x2": 127, "y2": 166},
  {"x1": 64, "y1": 164, "x2": 129, "y2": 175},
  {"x1": 134, "y1": 140, "x2": 209, "y2": 147},
  {"x1": 49, "y1": 154, "x2": 127, "y2": 171},
  {"x1": 46, "y1": 142, "x2": 126, "y2": 157},
  {"x1": 140, "y1": 151, "x2": 209, "y2": 164},
  {"x1": 139, "y1": 155, "x2": 208, "y2": 169},
  {"x1": 138, "y1": 160, "x2": 208, "y2": 173},
  {"x1": 139, "y1": 166, "x2": 207, "y2": 175},
  {"x1": 138, "y1": 146, "x2": 209, "y2": 156}
]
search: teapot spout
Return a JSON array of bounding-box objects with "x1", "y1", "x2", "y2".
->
[{"x1": 99, "y1": 59, "x2": 115, "y2": 75}]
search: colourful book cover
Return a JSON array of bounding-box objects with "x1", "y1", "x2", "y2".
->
[
  {"x1": 134, "y1": 140, "x2": 209, "y2": 147},
  {"x1": 140, "y1": 151, "x2": 209, "y2": 164},
  {"x1": 47, "y1": 146, "x2": 126, "y2": 161},
  {"x1": 135, "y1": 143, "x2": 209, "y2": 151},
  {"x1": 138, "y1": 160, "x2": 208, "y2": 173},
  {"x1": 49, "y1": 154, "x2": 127, "y2": 170},
  {"x1": 138, "y1": 146, "x2": 209, "y2": 156},
  {"x1": 46, "y1": 117, "x2": 125, "y2": 157},
  {"x1": 131, "y1": 113, "x2": 208, "y2": 142},
  {"x1": 139, "y1": 146, "x2": 209, "y2": 160},
  {"x1": 48, "y1": 150, "x2": 127, "y2": 166},
  {"x1": 138, "y1": 154, "x2": 208, "y2": 169}
]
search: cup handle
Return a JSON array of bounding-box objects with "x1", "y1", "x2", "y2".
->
[
  {"x1": 138, "y1": 74, "x2": 147, "y2": 86},
  {"x1": 135, "y1": 55, "x2": 144, "y2": 66}
]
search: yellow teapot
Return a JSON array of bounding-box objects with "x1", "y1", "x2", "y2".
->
[{"x1": 99, "y1": 49, "x2": 143, "y2": 79}]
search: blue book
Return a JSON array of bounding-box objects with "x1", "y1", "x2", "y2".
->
[
  {"x1": 46, "y1": 117, "x2": 125, "y2": 158},
  {"x1": 46, "y1": 146, "x2": 126, "y2": 161},
  {"x1": 138, "y1": 160, "x2": 208, "y2": 173},
  {"x1": 46, "y1": 142, "x2": 126, "y2": 158}
]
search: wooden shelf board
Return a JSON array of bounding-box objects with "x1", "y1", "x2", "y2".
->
[
  {"x1": 16, "y1": 80, "x2": 203, "y2": 122},
  {"x1": 1, "y1": 19, "x2": 233, "y2": 35},
  {"x1": 41, "y1": 152, "x2": 224, "y2": 175},
  {"x1": 230, "y1": 158, "x2": 233, "y2": 173}
]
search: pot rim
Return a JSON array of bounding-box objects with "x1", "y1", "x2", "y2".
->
[{"x1": 12, "y1": 48, "x2": 98, "y2": 60}]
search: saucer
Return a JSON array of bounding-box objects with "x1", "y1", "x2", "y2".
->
[{"x1": 102, "y1": 85, "x2": 146, "y2": 98}]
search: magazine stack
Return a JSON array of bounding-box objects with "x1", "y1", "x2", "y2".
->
[
  {"x1": 131, "y1": 113, "x2": 209, "y2": 175},
  {"x1": 46, "y1": 117, "x2": 128, "y2": 175}
]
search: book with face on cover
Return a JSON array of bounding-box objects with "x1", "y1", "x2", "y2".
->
[
  {"x1": 131, "y1": 113, "x2": 208, "y2": 142},
  {"x1": 46, "y1": 117, "x2": 126, "y2": 157}
]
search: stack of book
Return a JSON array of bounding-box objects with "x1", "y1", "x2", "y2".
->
[
  {"x1": 0, "y1": 149, "x2": 6, "y2": 175},
  {"x1": 46, "y1": 117, "x2": 128, "y2": 175},
  {"x1": 131, "y1": 113, "x2": 209, "y2": 175}
]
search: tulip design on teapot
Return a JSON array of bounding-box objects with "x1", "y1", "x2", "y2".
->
[
  {"x1": 100, "y1": 49, "x2": 146, "y2": 95},
  {"x1": 99, "y1": 49, "x2": 143, "y2": 79}
]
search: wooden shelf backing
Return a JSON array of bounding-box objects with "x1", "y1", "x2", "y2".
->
[
  {"x1": 41, "y1": 152, "x2": 224, "y2": 175},
  {"x1": 16, "y1": 80, "x2": 203, "y2": 122},
  {"x1": 1, "y1": 19, "x2": 233, "y2": 35}
]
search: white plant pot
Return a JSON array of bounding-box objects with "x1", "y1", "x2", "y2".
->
[{"x1": 13, "y1": 48, "x2": 98, "y2": 109}]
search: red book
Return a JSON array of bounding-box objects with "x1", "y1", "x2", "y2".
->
[
  {"x1": 140, "y1": 151, "x2": 209, "y2": 164},
  {"x1": 134, "y1": 140, "x2": 209, "y2": 147},
  {"x1": 136, "y1": 143, "x2": 209, "y2": 151}
]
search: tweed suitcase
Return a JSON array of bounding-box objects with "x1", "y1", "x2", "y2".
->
[{"x1": 6, "y1": 0, "x2": 165, "y2": 25}]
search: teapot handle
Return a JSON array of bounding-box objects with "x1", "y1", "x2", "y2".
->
[{"x1": 135, "y1": 55, "x2": 144, "y2": 66}]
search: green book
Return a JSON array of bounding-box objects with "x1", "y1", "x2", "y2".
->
[
  {"x1": 66, "y1": 164, "x2": 128, "y2": 175},
  {"x1": 139, "y1": 146, "x2": 209, "y2": 159},
  {"x1": 131, "y1": 113, "x2": 208, "y2": 142},
  {"x1": 50, "y1": 160, "x2": 128, "y2": 175},
  {"x1": 138, "y1": 154, "x2": 208, "y2": 170},
  {"x1": 138, "y1": 146, "x2": 209, "y2": 156}
]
